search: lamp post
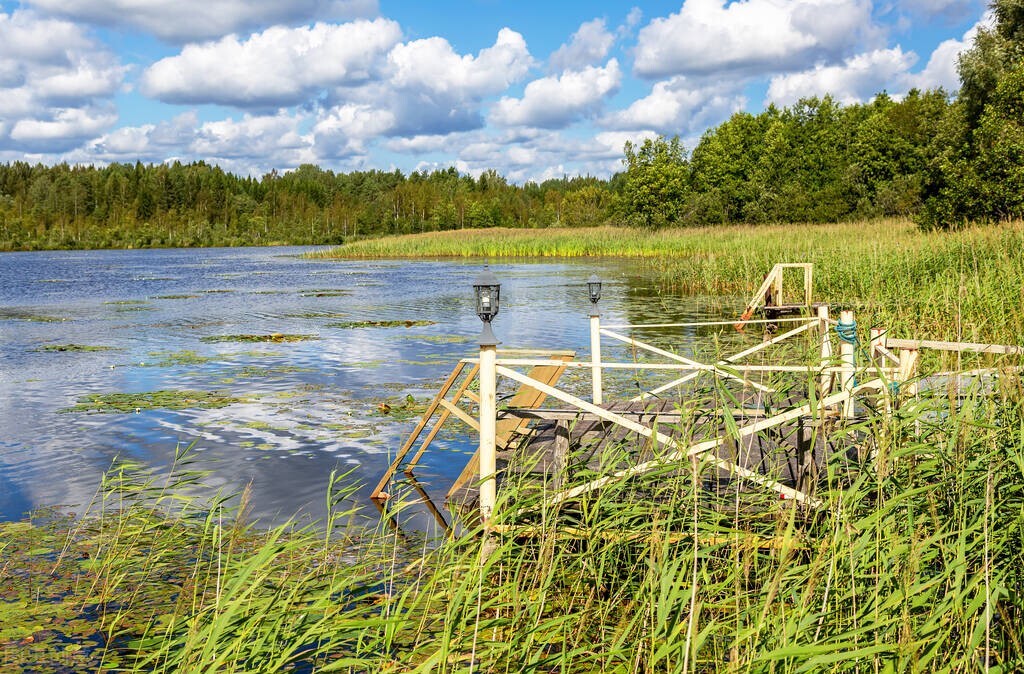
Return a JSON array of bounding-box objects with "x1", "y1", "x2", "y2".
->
[
  {"x1": 587, "y1": 274, "x2": 603, "y2": 405},
  {"x1": 472, "y1": 267, "x2": 500, "y2": 524}
]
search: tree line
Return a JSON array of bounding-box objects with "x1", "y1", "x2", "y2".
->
[{"x1": 0, "y1": 1, "x2": 1020, "y2": 250}]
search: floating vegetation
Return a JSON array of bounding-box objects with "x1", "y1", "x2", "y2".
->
[
  {"x1": 235, "y1": 365, "x2": 314, "y2": 378},
  {"x1": 152, "y1": 294, "x2": 199, "y2": 300},
  {"x1": 200, "y1": 333, "x2": 318, "y2": 343},
  {"x1": 373, "y1": 393, "x2": 427, "y2": 420},
  {"x1": 201, "y1": 289, "x2": 235, "y2": 294},
  {"x1": 103, "y1": 299, "x2": 148, "y2": 305},
  {"x1": 35, "y1": 278, "x2": 70, "y2": 284},
  {"x1": 300, "y1": 289, "x2": 350, "y2": 297},
  {"x1": 146, "y1": 350, "x2": 219, "y2": 367},
  {"x1": 401, "y1": 333, "x2": 473, "y2": 344},
  {"x1": 329, "y1": 319, "x2": 436, "y2": 329},
  {"x1": 35, "y1": 344, "x2": 117, "y2": 353},
  {"x1": 62, "y1": 389, "x2": 245, "y2": 413},
  {"x1": 0, "y1": 308, "x2": 65, "y2": 323},
  {"x1": 283, "y1": 311, "x2": 349, "y2": 319}
]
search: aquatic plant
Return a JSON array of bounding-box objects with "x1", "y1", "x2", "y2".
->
[
  {"x1": 35, "y1": 344, "x2": 118, "y2": 352},
  {"x1": 329, "y1": 319, "x2": 437, "y2": 329},
  {"x1": 199, "y1": 334, "x2": 319, "y2": 343},
  {"x1": 62, "y1": 390, "x2": 246, "y2": 413}
]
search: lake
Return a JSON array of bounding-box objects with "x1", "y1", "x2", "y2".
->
[{"x1": 0, "y1": 246, "x2": 740, "y2": 530}]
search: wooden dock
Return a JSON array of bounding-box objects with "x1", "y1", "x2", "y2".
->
[
  {"x1": 447, "y1": 398, "x2": 845, "y2": 511},
  {"x1": 373, "y1": 261, "x2": 1023, "y2": 533}
]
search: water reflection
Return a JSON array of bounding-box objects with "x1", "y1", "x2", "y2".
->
[{"x1": 0, "y1": 247, "x2": 751, "y2": 528}]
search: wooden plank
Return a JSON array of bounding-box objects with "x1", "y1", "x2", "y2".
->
[
  {"x1": 489, "y1": 524, "x2": 805, "y2": 549},
  {"x1": 552, "y1": 420, "x2": 569, "y2": 491},
  {"x1": 498, "y1": 365, "x2": 839, "y2": 506},
  {"x1": 544, "y1": 379, "x2": 886, "y2": 508},
  {"x1": 600, "y1": 328, "x2": 774, "y2": 393},
  {"x1": 436, "y1": 398, "x2": 510, "y2": 450},
  {"x1": 602, "y1": 316, "x2": 812, "y2": 330},
  {"x1": 370, "y1": 361, "x2": 466, "y2": 500},
  {"x1": 445, "y1": 355, "x2": 574, "y2": 504},
  {"x1": 404, "y1": 363, "x2": 480, "y2": 471},
  {"x1": 886, "y1": 338, "x2": 1024, "y2": 355},
  {"x1": 723, "y1": 320, "x2": 815, "y2": 363}
]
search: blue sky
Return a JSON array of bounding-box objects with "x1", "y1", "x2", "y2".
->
[{"x1": 0, "y1": 0, "x2": 989, "y2": 182}]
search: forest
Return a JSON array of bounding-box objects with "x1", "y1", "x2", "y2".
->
[{"x1": 0, "y1": 0, "x2": 1021, "y2": 250}]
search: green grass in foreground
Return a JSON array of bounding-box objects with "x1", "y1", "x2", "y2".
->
[
  {"x1": 311, "y1": 219, "x2": 1024, "y2": 346},
  {"x1": 3, "y1": 376, "x2": 1024, "y2": 672}
]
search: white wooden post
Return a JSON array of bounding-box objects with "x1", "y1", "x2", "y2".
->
[
  {"x1": 898, "y1": 348, "x2": 919, "y2": 396},
  {"x1": 478, "y1": 343, "x2": 498, "y2": 523},
  {"x1": 590, "y1": 313, "x2": 603, "y2": 405},
  {"x1": 869, "y1": 327, "x2": 885, "y2": 363},
  {"x1": 839, "y1": 310, "x2": 856, "y2": 418},
  {"x1": 818, "y1": 304, "x2": 832, "y2": 396}
]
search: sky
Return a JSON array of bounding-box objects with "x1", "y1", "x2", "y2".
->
[{"x1": 0, "y1": 0, "x2": 991, "y2": 183}]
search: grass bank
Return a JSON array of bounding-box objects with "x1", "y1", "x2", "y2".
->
[{"x1": 312, "y1": 219, "x2": 1024, "y2": 345}]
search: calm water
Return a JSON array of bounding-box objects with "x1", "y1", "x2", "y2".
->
[{"x1": 0, "y1": 247, "x2": 739, "y2": 530}]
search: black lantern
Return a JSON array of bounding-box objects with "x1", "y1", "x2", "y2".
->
[
  {"x1": 473, "y1": 266, "x2": 501, "y2": 345},
  {"x1": 587, "y1": 274, "x2": 602, "y2": 306}
]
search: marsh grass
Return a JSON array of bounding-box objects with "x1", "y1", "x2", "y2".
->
[
  {"x1": 312, "y1": 219, "x2": 1024, "y2": 345},
  {"x1": 6, "y1": 373, "x2": 1023, "y2": 672}
]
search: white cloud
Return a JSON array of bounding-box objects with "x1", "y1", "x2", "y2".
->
[
  {"x1": 634, "y1": 0, "x2": 874, "y2": 79},
  {"x1": 604, "y1": 77, "x2": 746, "y2": 134},
  {"x1": 491, "y1": 60, "x2": 621, "y2": 129},
  {"x1": 84, "y1": 111, "x2": 317, "y2": 175},
  {"x1": 25, "y1": 0, "x2": 378, "y2": 43},
  {"x1": 10, "y1": 106, "x2": 117, "y2": 146},
  {"x1": 909, "y1": 16, "x2": 985, "y2": 91},
  {"x1": 766, "y1": 13, "x2": 983, "y2": 107},
  {"x1": 381, "y1": 28, "x2": 535, "y2": 136},
  {"x1": 767, "y1": 47, "x2": 918, "y2": 105},
  {"x1": 312, "y1": 104, "x2": 395, "y2": 157},
  {"x1": 0, "y1": 11, "x2": 124, "y2": 152},
  {"x1": 193, "y1": 112, "x2": 310, "y2": 159},
  {"x1": 388, "y1": 28, "x2": 532, "y2": 96},
  {"x1": 140, "y1": 19, "x2": 401, "y2": 108},
  {"x1": 549, "y1": 18, "x2": 614, "y2": 72}
]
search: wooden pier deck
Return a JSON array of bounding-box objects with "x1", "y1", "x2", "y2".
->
[{"x1": 447, "y1": 398, "x2": 846, "y2": 511}]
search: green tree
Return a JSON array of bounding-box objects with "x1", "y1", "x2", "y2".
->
[{"x1": 621, "y1": 136, "x2": 689, "y2": 228}]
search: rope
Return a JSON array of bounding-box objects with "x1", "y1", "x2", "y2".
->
[{"x1": 835, "y1": 319, "x2": 858, "y2": 345}]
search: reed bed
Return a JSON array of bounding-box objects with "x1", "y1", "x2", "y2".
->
[
  {"x1": 3, "y1": 376, "x2": 1024, "y2": 672},
  {"x1": 312, "y1": 219, "x2": 1024, "y2": 346}
]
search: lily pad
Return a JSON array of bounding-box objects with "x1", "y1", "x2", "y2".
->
[
  {"x1": 300, "y1": 289, "x2": 350, "y2": 297},
  {"x1": 146, "y1": 350, "x2": 219, "y2": 366},
  {"x1": 35, "y1": 344, "x2": 118, "y2": 353},
  {"x1": 0, "y1": 309, "x2": 65, "y2": 323},
  {"x1": 200, "y1": 333, "x2": 318, "y2": 343},
  {"x1": 328, "y1": 320, "x2": 436, "y2": 329},
  {"x1": 61, "y1": 390, "x2": 245, "y2": 414}
]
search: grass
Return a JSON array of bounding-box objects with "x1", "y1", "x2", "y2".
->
[{"x1": 4, "y1": 379, "x2": 1024, "y2": 671}]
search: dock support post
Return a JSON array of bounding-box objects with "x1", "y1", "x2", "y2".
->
[
  {"x1": 869, "y1": 327, "x2": 885, "y2": 362},
  {"x1": 478, "y1": 343, "x2": 498, "y2": 525},
  {"x1": 818, "y1": 304, "x2": 832, "y2": 396},
  {"x1": 839, "y1": 310, "x2": 856, "y2": 418},
  {"x1": 590, "y1": 312, "x2": 603, "y2": 405},
  {"x1": 897, "y1": 348, "x2": 919, "y2": 396}
]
